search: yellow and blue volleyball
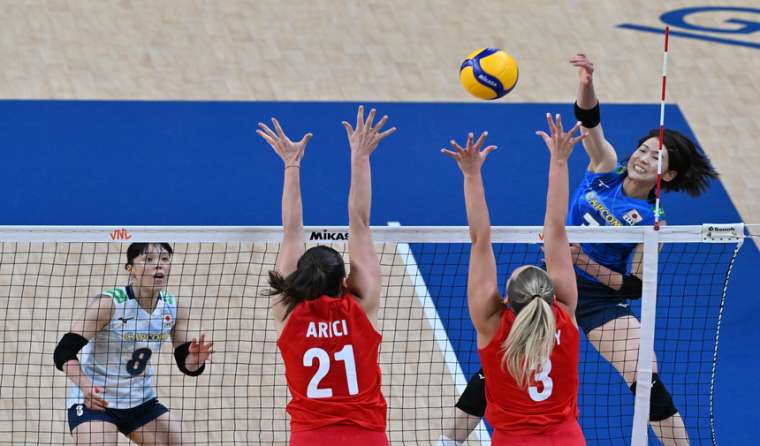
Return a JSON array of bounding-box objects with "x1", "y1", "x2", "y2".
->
[{"x1": 459, "y1": 48, "x2": 519, "y2": 100}]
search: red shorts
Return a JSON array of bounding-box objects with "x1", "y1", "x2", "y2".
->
[
  {"x1": 290, "y1": 424, "x2": 388, "y2": 446},
  {"x1": 492, "y1": 418, "x2": 585, "y2": 446}
]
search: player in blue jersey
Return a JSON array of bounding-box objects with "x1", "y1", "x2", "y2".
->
[
  {"x1": 439, "y1": 55, "x2": 717, "y2": 446},
  {"x1": 565, "y1": 53, "x2": 716, "y2": 446},
  {"x1": 53, "y1": 243, "x2": 214, "y2": 445}
]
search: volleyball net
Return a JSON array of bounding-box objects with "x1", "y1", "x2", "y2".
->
[{"x1": 0, "y1": 224, "x2": 746, "y2": 445}]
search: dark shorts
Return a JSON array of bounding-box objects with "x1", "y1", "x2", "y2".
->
[
  {"x1": 455, "y1": 368, "x2": 486, "y2": 418},
  {"x1": 575, "y1": 275, "x2": 637, "y2": 335},
  {"x1": 68, "y1": 398, "x2": 169, "y2": 435}
]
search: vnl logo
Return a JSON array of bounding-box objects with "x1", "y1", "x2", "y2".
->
[
  {"x1": 110, "y1": 228, "x2": 132, "y2": 240},
  {"x1": 619, "y1": 6, "x2": 760, "y2": 50}
]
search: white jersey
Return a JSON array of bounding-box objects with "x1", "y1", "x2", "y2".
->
[{"x1": 67, "y1": 286, "x2": 177, "y2": 409}]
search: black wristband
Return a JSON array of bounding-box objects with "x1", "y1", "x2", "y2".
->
[
  {"x1": 618, "y1": 274, "x2": 643, "y2": 299},
  {"x1": 574, "y1": 101, "x2": 601, "y2": 128},
  {"x1": 174, "y1": 342, "x2": 206, "y2": 376},
  {"x1": 54, "y1": 332, "x2": 89, "y2": 371}
]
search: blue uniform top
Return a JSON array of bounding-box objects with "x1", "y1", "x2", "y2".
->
[{"x1": 567, "y1": 165, "x2": 663, "y2": 284}]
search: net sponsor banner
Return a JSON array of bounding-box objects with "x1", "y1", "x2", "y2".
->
[{"x1": 0, "y1": 224, "x2": 745, "y2": 243}]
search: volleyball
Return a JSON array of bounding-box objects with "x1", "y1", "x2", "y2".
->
[{"x1": 459, "y1": 48, "x2": 519, "y2": 100}]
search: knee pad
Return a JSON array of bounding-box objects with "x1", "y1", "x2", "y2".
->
[{"x1": 629, "y1": 373, "x2": 678, "y2": 422}]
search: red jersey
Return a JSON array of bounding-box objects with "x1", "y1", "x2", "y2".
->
[
  {"x1": 277, "y1": 294, "x2": 387, "y2": 433},
  {"x1": 478, "y1": 301, "x2": 580, "y2": 435}
]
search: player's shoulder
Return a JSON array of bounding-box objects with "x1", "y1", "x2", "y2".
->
[
  {"x1": 98, "y1": 287, "x2": 128, "y2": 307},
  {"x1": 158, "y1": 290, "x2": 176, "y2": 306},
  {"x1": 588, "y1": 164, "x2": 626, "y2": 185}
]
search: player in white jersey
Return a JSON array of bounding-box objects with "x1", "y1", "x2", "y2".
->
[{"x1": 54, "y1": 243, "x2": 213, "y2": 445}]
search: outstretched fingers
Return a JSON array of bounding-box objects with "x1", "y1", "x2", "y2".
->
[
  {"x1": 364, "y1": 108, "x2": 377, "y2": 130},
  {"x1": 481, "y1": 145, "x2": 497, "y2": 158},
  {"x1": 377, "y1": 126, "x2": 397, "y2": 141},
  {"x1": 355, "y1": 105, "x2": 365, "y2": 131},
  {"x1": 473, "y1": 131, "x2": 488, "y2": 151},
  {"x1": 450, "y1": 138, "x2": 466, "y2": 155},
  {"x1": 256, "y1": 129, "x2": 276, "y2": 146},
  {"x1": 298, "y1": 132, "x2": 313, "y2": 146},
  {"x1": 545, "y1": 113, "x2": 558, "y2": 135},
  {"x1": 271, "y1": 117, "x2": 287, "y2": 139},
  {"x1": 341, "y1": 121, "x2": 354, "y2": 139},
  {"x1": 258, "y1": 122, "x2": 277, "y2": 139},
  {"x1": 373, "y1": 114, "x2": 388, "y2": 131},
  {"x1": 440, "y1": 148, "x2": 460, "y2": 160}
]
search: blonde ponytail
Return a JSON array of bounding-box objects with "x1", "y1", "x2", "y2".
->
[{"x1": 502, "y1": 266, "x2": 557, "y2": 388}]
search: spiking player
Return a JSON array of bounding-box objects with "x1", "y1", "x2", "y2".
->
[
  {"x1": 260, "y1": 106, "x2": 395, "y2": 446},
  {"x1": 54, "y1": 243, "x2": 213, "y2": 445},
  {"x1": 441, "y1": 54, "x2": 718, "y2": 446}
]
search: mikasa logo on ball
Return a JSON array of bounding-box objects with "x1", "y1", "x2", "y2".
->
[{"x1": 477, "y1": 74, "x2": 498, "y2": 88}]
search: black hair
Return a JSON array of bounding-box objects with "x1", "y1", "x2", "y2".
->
[
  {"x1": 266, "y1": 246, "x2": 347, "y2": 320},
  {"x1": 125, "y1": 243, "x2": 174, "y2": 269},
  {"x1": 634, "y1": 129, "x2": 718, "y2": 197}
]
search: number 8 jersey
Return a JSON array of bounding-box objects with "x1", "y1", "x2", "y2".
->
[
  {"x1": 277, "y1": 294, "x2": 387, "y2": 433},
  {"x1": 66, "y1": 286, "x2": 177, "y2": 409}
]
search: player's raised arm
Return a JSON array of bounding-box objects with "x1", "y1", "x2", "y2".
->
[
  {"x1": 257, "y1": 118, "x2": 313, "y2": 325},
  {"x1": 441, "y1": 132, "x2": 501, "y2": 345},
  {"x1": 535, "y1": 114, "x2": 587, "y2": 317},
  {"x1": 53, "y1": 295, "x2": 114, "y2": 411},
  {"x1": 343, "y1": 106, "x2": 396, "y2": 323},
  {"x1": 570, "y1": 53, "x2": 617, "y2": 173}
]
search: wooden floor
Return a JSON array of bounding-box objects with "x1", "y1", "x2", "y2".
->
[{"x1": 0, "y1": 1, "x2": 757, "y2": 444}]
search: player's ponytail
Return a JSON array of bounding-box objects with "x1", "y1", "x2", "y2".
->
[
  {"x1": 502, "y1": 266, "x2": 557, "y2": 389},
  {"x1": 267, "y1": 246, "x2": 346, "y2": 319}
]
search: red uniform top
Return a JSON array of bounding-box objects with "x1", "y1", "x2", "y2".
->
[
  {"x1": 478, "y1": 301, "x2": 580, "y2": 435},
  {"x1": 277, "y1": 294, "x2": 387, "y2": 432}
]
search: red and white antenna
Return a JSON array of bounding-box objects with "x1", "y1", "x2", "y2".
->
[{"x1": 654, "y1": 26, "x2": 669, "y2": 230}]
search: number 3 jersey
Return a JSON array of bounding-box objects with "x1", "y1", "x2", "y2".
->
[
  {"x1": 277, "y1": 294, "x2": 387, "y2": 432},
  {"x1": 568, "y1": 165, "x2": 662, "y2": 283},
  {"x1": 66, "y1": 286, "x2": 177, "y2": 409},
  {"x1": 478, "y1": 302, "x2": 580, "y2": 435}
]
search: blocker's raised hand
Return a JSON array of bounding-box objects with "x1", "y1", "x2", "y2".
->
[
  {"x1": 342, "y1": 105, "x2": 396, "y2": 158},
  {"x1": 535, "y1": 113, "x2": 587, "y2": 162},
  {"x1": 441, "y1": 131, "x2": 496, "y2": 177},
  {"x1": 257, "y1": 117, "x2": 313, "y2": 167}
]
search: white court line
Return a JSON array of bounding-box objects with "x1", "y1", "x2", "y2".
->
[{"x1": 389, "y1": 222, "x2": 491, "y2": 445}]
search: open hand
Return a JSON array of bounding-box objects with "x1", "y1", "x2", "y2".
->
[
  {"x1": 257, "y1": 118, "x2": 313, "y2": 167},
  {"x1": 188, "y1": 333, "x2": 214, "y2": 366},
  {"x1": 535, "y1": 114, "x2": 587, "y2": 162},
  {"x1": 342, "y1": 105, "x2": 396, "y2": 158},
  {"x1": 441, "y1": 131, "x2": 496, "y2": 177}
]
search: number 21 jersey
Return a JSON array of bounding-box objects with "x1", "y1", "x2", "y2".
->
[{"x1": 277, "y1": 294, "x2": 387, "y2": 432}]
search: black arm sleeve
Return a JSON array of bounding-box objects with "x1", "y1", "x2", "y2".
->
[
  {"x1": 174, "y1": 342, "x2": 206, "y2": 376},
  {"x1": 618, "y1": 274, "x2": 643, "y2": 299},
  {"x1": 574, "y1": 101, "x2": 601, "y2": 128},
  {"x1": 54, "y1": 332, "x2": 89, "y2": 371}
]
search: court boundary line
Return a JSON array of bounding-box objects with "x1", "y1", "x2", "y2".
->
[{"x1": 390, "y1": 221, "x2": 491, "y2": 445}]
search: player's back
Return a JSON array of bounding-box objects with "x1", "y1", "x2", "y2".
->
[
  {"x1": 277, "y1": 293, "x2": 387, "y2": 433},
  {"x1": 478, "y1": 302, "x2": 580, "y2": 435}
]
